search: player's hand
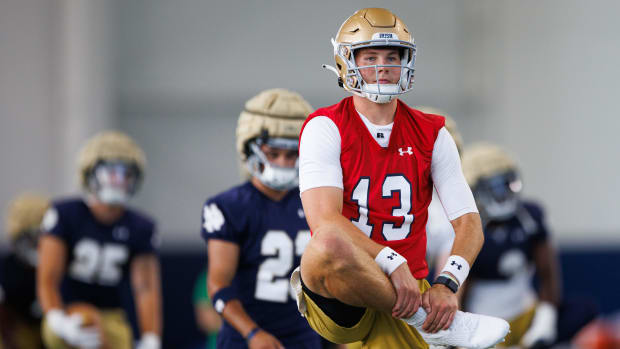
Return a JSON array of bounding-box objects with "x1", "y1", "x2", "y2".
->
[
  {"x1": 247, "y1": 329, "x2": 285, "y2": 349},
  {"x1": 521, "y1": 302, "x2": 557, "y2": 348},
  {"x1": 420, "y1": 284, "x2": 458, "y2": 333},
  {"x1": 136, "y1": 333, "x2": 161, "y2": 349},
  {"x1": 389, "y1": 263, "x2": 421, "y2": 319},
  {"x1": 46, "y1": 309, "x2": 101, "y2": 349}
]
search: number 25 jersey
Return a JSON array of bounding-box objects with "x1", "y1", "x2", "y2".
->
[
  {"x1": 41, "y1": 198, "x2": 157, "y2": 308},
  {"x1": 301, "y1": 97, "x2": 445, "y2": 279}
]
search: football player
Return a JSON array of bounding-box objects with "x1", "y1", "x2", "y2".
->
[
  {"x1": 201, "y1": 89, "x2": 322, "y2": 349},
  {"x1": 37, "y1": 131, "x2": 162, "y2": 349},
  {"x1": 0, "y1": 193, "x2": 49, "y2": 349},
  {"x1": 461, "y1": 143, "x2": 597, "y2": 348},
  {"x1": 292, "y1": 8, "x2": 509, "y2": 349}
]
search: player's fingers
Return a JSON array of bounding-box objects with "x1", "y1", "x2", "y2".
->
[
  {"x1": 404, "y1": 286, "x2": 421, "y2": 318},
  {"x1": 393, "y1": 291, "x2": 410, "y2": 318},
  {"x1": 443, "y1": 310, "x2": 456, "y2": 330},
  {"x1": 391, "y1": 289, "x2": 405, "y2": 316},
  {"x1": 411, "y1": 291, "x2": 421, "y2": 315},
  {"x1": 430, "y1": 306, "x2": 448, "y2": 333},
  {"x1": 422, "y1": 305, "x2": 438, "y2": 332},
  {"x1": 404, "y1": 290, "x2": 418, "y2": 318},
  {"x1": 434, "y1": 308, "x2": 452, "y2": 332},
  {"x1": 421, "y1": 289, "x2": 431, "y2": 314}
]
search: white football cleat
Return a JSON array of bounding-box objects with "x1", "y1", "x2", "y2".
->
[{"x1": 403, "y1": 308, "x2": 510, "y2": 349}]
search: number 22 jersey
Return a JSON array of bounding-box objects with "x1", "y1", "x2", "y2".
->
[{"x1": 201, "y1": 182, "x2": 320, "y2": 347}]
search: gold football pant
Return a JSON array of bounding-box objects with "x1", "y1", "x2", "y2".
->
[
  {"x1": 292, "y1": 267, "x2": 430, "y2": 349},
  {"x1": 498, "y1": 305, "x2": 536, "y2": 347},
  {"x1": 42, "y1": 308, "x2": 132, "y2": 349}
]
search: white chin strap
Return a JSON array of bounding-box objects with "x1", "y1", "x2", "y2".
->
[
  {"x1": 362, "y1": 83, "x2": 400, "y2": 104},
  {"x1": 256, "y1": 161, "x2": 299, "y2": 191},
  {"x1": 247, "y1": 143, "x2": 299, "y2": 191},
  {"x1": 484, "y1": 197, "x2": 519, "y2": 221},
  {"x1": 96, "y1": 186, "x2": 130, "y2": 205}
]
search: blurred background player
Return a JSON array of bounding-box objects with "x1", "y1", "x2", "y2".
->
[
  {"x1": 0, "y1": 193, "x2": 49, "y2": 349},
  {"x1": 201, "y1": 89, "x2": 322, "y2": 349},
  {"x1": 193, "y1": 269, "x2": 221, "y2": 349},
  {"x1": 460, "y1": 142, "x2": 597, "y2": 348},
  {"x1": 37, "y1": 131, "x2": 162, "y2": 349}
]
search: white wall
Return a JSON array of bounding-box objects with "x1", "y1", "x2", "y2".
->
[
  {"x1": 1, "y1": 0, "x2": 618, "y2": 248},
  {"x1": 116, "y1": 0, "x2": 466, "y2": 248},
  {"x1": 460, "y1": 1, "x2": 620, "y2": 243},
  {"x1": 0, "y1": 0, "x2": 59, "y2": 233},
  {"x1": 0, "y1": 0, "x2": 116, "y2": 244}
]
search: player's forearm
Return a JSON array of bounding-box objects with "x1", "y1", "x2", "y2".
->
[
  {"x1": 37, "y1": 236, "x2": 66, "y2": 313},
  {"x1": 134, "y1": 284, "x2": 162, "y2": 335},
  {"x1": 37, "y1": 270, "x2": 64, "y2": 312},
  {"x1": 449, "y1": 212, "x2": 484, "y2": 266},
  {"x1": 132, "y1": 256, "x2": 162, "y2": 335},
  {"x1": 221, "y1": 300, "x2": 260, "y2": 338},
  {"x1": 534, "y1": 242, "x2": 561, "y2": 305},
  {"x1": 196, "y1": 304, "x2": 222, "y2": 333}
]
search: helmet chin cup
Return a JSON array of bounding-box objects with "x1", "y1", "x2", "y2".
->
[
  {"x1": 96, "y1": 186, "x2": 130, "y2": 205},
  {"x1": 247, "y1": 142, "x2": 299, "y2": 191},
  {"x1": 246, "y1": 155, "x2": 298, "y2": 191},
  {"x1": 484, "y1": 198, "x2": 518, "y2": 221},
  {"x1": 259, "y1": 162, "x2": 299, "y2": 191},
  {"x1": 362, "y1": 83, "x2": 400, "y2": 104}
]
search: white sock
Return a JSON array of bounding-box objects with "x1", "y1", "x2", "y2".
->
[{"x1": 402, "y1": 307, "x2": 427, "y2": 328}]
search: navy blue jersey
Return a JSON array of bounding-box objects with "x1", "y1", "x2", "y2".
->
[
  {"x1": 42, "y1": 198, "x2": 157, "y2": 308},
  {"x1": 0, "y1": 253, "x2": 40, "y2": 323},
  {"x1": 201, "y1": 182, "x2": 320, "y2": 347},
  {"x1": 470, "y1": 201, "x2": 549, "y2": 280}
]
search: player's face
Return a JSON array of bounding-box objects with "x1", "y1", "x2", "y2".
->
[
  {"x1": 260, "y1": 144, "x2": 298, "y2": 168},
  {"x1": 354, "y1": 47, "x2": 402, "y2": 84}
]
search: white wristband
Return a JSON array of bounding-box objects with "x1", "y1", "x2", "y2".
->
[
  {"x1": 375, "y1": 247, "x2": 407, "y2": 275},
  {"x1": 138, "y1": 333, "x2": 161, "y2": 349},
  {"x1": 440, "y1": 255, "x2": 470, "y2": 286}
]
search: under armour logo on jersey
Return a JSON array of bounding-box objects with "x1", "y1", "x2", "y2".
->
[
  {"x1": 203, "y1": 203, "x2": 225, "y2": 233},
  {"x1": 451, "y1": 260, "x2": 463, "y2": 270},
  {"x1": 297, "y1": 208, "x2": 305, "y2": 219},
  {"x1": 377, "y1": 132, "x2": 384, "y2": 139},
  {"x1": 387, "y1": 252, "x2": 398, "y2": 260},
  {"x1": 398, "y1": 147, "x2": 413, "y2": 156}
]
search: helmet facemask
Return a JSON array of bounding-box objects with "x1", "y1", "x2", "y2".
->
[
  {"x1": 13, "y1": 229, "x2": 40, "y2": 267},
  {"x1": 332, "y1": 35, "x2": 416, "y2": 103},
  {"x1": 86, "y1": 161, "x2": 141, "y2": 205},
  {"x1": 473, "y1": 170, "x2": 523, "y2": 222},
  {"x1": 246, "y1": 136, "x2": 299, "y2": 191}
]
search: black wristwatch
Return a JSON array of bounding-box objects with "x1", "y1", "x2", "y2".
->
[{"x1": 434, "y1": 275, "x2": 459, "y2": 293}]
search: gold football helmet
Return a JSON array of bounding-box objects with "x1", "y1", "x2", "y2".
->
[
  {"x1": 462, "y1": 143, "x2": 522, "y2": 221},
  {"x1": 324, "y1": 8, "x2": 416, "y2": 103},
  {"x1": 5, "y1": 192, "x2": 50, "y2": 266},
  {"x1": 236, "y1": 88, "x2": 313, "y2": 190},
  {"x1": 416, "y1": 106, "x2": 464, "y2": 156},
  {"x1": 77, "y1": 131, "x2": 146, "y2": 204}
]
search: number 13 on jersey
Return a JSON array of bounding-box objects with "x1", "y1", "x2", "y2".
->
[{"x1": 351, "y1": 174, "x2": 414, "y2": 241}]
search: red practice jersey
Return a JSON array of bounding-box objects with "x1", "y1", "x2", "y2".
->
[{"x1": 301, "y1": 97, "x2": 445, "y2": 279}]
